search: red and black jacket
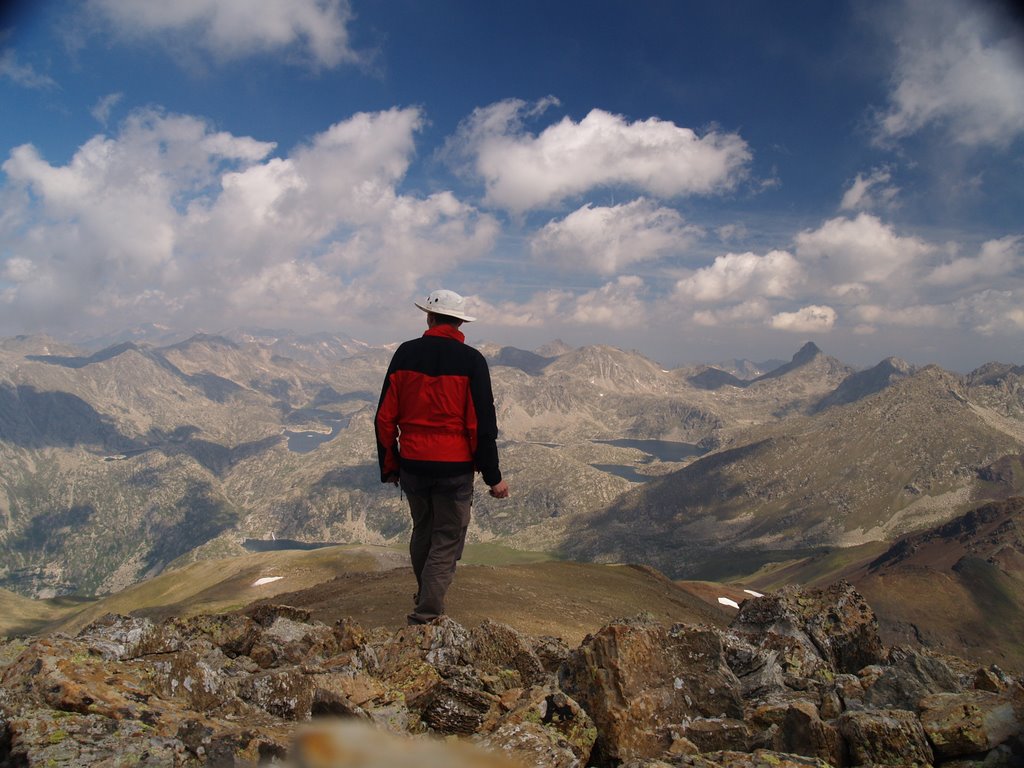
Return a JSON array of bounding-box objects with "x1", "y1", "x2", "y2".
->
[{"x1": 375, "y1": 324, "x2": 502, "y2": 486}]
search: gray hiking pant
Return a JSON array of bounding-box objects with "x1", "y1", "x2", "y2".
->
[{"x1": 400, "y1": 470, "x2": 474, "y2": 625}]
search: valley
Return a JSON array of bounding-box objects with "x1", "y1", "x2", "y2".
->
[{"x1": 0, "y1": 330, "x2": 1022, "y2": 667}]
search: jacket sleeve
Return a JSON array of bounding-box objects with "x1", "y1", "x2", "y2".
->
[
  {"x1": 469, "y1": 353, "x2": 502, "y2": 486},
  {"x1": 375, "y1": 358, "x2": 401, "y2": 482}
]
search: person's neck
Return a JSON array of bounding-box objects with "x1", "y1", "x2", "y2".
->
[{"x1": 424, "y1": 324, "x2": 465, "y2": 342}]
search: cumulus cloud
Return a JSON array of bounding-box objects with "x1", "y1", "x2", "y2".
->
[
  {"x1": 794, "y1": 213, "x2": 933, "y2": 286},
  {"x1": 769, "y1": 305, "x2": 837, "y2": 333},
  {"x1": 452, "y1": 99, "x2": 751, "y2": 212},
  {"x1": 876, "y1": 0, "x2": 1024, "y2": 146},
  {"x1": 473, "y1": 277, "x2": 650, "y2": 330},
  {"x1": 569, "y1": 276, "x2": 649, "y2": 328},
  {"x1": 691, "y1": 299, "x2": 771, "y2": 328},
  {"x1": 839, "y1": 168, "x2": 899, "y2": 212},
  {"x1": 530, "y1": 199, "x2": 700, "y2": 275},
  {"x1": 675, "y1": 250, "x2": 802, "y2": 303},
  {"x1": 926, "y1": 235, "x2": 1023, "y2": 286},
  {"x1": 0, "y1": 107, "x2": 497, "y2": 333},
  {"x1": 89, "y1": 0, "x2": 358, "y2": 68}
]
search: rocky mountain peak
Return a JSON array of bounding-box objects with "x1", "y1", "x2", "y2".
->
[
  {"x1": 793, "y1": 340, "x2": 823, "y2": 364},
  {"x1": 2, "y1": 582, "x2": 1020, "y2": 766}
]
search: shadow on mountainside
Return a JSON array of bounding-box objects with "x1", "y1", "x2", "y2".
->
[
  {"x1": 561, "y1": 440, "x2": 773, "y2": 578},
  {"x1": 0, "y1": 385, "x2": 136, "y2": 451},
  {"x1": 0, "y1": 385, "x2": 281, "y2": 473}
]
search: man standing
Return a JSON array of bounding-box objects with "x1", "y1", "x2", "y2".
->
[{"x1": 375, "y1": 289, "x2": 509, "y2": 625}]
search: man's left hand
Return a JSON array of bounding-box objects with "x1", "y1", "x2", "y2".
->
[{"x1": 488, "y1": 480, "x2": 510, "y2": 498}]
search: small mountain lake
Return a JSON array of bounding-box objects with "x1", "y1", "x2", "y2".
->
[
  {"x1": 284, "y1": 410, "x2": 351, "y2": 453},
  {"x1": 243, "y1": 538, "x2": 342, "y2": 552},
  {"x1": 592, "y1": 438, "x2": 705, "y2": 461},
  {"x1": 590, "y1": 438, "x2": 707, "y2": 482}
]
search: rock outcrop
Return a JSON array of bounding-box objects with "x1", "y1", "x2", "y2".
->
[{"x1": 1, "y1": 581, "x2": 1021, "y2": 766}]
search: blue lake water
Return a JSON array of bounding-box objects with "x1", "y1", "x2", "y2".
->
[
  {"x1": 590, "y1": 438, "x2": 706, "y2": 482},
  {"x1": 284, "y1": 413, "x2": 350, "y2": 453},
  {"x1": 592, "y1": 438, "x2": 704, "y2": 462}
]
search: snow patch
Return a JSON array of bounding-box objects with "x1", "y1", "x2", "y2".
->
[
  {"x1": 743, "y1": 589, "x2": 764, "y2": 597},
  {"x1": 253, "y1": 576, "x2": 284, "y2": 587},
  {"x1": 718, "y1": 597, "x2": 740, "y2": 609}
]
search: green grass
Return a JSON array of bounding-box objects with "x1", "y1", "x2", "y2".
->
[{"x1": 459, "y1": 543, "x2": 559, "y2": 566}]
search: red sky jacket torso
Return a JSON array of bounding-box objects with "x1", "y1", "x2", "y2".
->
[{"x1": 375, "y1": 324, "x2": 502, "y2": 486}]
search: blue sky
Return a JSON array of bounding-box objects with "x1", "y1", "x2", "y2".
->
[{"x1": 1, "y1": 0, "x2": 1022, "y2": 371}]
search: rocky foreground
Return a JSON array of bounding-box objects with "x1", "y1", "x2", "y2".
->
[{"x1": 1, "y1": 582, "x2": 1021, "y2": 767}]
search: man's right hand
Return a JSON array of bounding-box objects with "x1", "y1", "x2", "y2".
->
[
  {"x1": 383, "y1": 472, "x2": 400, "y2": 486},
  {"x1": 488, "y1": 480, "x2": 510, "y2": 498}
]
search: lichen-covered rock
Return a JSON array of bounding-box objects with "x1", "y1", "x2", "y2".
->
[
  {"x1": 749, "y1": 699, "x2": 841, "y2": 766},
  {"x1": 486, "y1": 683, "x2": 597, "y2": 765},
  {"x1": 919, "y1": 687, "x2": 1024, "y2": 760},
  {"x1": 731, "y1": 581, "x2": 884, "y2": 679},
  {"x1": 470, "y1": 619, "x2": 547, "y2": 691},
  {"x1": 532, "y1": 635, "x2": 572, "y2": 673},
  {"x1": 837, "y1": 708, "x2": 934, "y2": 766},
  {"x1": 0, "y1": 585, "x2": 1017, "y2": 768},
  {"x1": 853, "y1": 648, "x2": 962, "y2": 711},
  {"x1": 722, "y1": 633, "x2": 786, "y2": 700},
  {"x1": 558, "y1": 616, "x2": 742, "y2": 765},
  {"x1": 671, "y1": 717, "x2": 750, "y2": 753}
]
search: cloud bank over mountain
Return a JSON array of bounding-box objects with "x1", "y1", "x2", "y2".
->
[{"x1": 0, "y1": 0, "x2": 1021, "y2": 369}]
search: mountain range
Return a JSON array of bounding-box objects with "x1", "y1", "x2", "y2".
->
[{"x1": 0, "y1": 329, "x2": 1022, "y2": 666}]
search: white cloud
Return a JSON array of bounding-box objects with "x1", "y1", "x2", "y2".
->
[
  {"x1": 839, "y1": 168, "x2": 899, "y2": 212},
  {"x1": 794, "y1": 213, "x2": 933, "y2": 285},
  {"x1": 91, "y1": 92, "x2": 124, "y2": 126},
  {"x1": 0, "y1": 49, "x2": 57, "y2": 89},
  {"x1": 926, "y1": 236, "x2": 1023, "y2": 286},
  {"x1": 476, "y1": 277, "x2": 650, "y2": 330},
  {"x1": 769, "y1": 305, "x2": 837, "y2": 333},
  {"x1": 675, "y1": 250, "x2": 802, "y2": 303},
  {"x1": 876, "y1": 0, "x2": 1024, "y2": 146},
  {"x1": 691, "y1": 299, "x2": 771, "y2": 327},
  {"x1": 530, "y1": 199, "x2": 700, "y2": 275},
  {"x1": 854, "y1": 290, "x2": 1024, "y2": 336},
  {"x1": 569, "y1": 276, "x2": 649, "y2": 329},
  {"x1": 716, "y1": 223, "x2": 748, "y2": 242},
  {"x1": 89, "y1": 0, "x2": 358, "y2": 68},
  {"x1": 953, "y1": 290, "x2": 1024, "y2": 334},
  {"x1": 0, "y1": 107, "x2": 497, "y2": 333},
  {"x1": 453, "y1": 99, "x2": 751, "y2": 212},
  {"x1": 852, "y1": 303, "x2": 955, "y2": 329}
]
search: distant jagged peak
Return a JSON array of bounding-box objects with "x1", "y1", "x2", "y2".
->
[
  {"x1": 880, "y1": 363, "x2": 971, "y2": 405},
  {"x1": 548, "y1": 343, "x2": 661, "y2": 372},
  {"x1": 0, "y1": 334, "x2": 80, "y2": 357},
  {"x1": 25, "y1": 340, "x2": 149, "y2": 368},
  {"x1": 967, "y1": 361, "x2": 1024, "y2": 386},
  {"x1": 687, "y1": 365, "x2": 746, "y2": 391},
  {"x1": 162, "y1": 333, "x2": 240, "y2": 351},
  {"x1": 489, "y1": 346, "x2": 553, "y2": 376},
  {"x1": 793, "y1": 340, "x2": 823, "y2": 363},
  {"x1": 751, "y1": 341, "x2": 850, "y2": 384},
  {"x1": 543, "y1": 344, "x2": 670, "y2": 392},
  {"x1": 877, "y1": 356, "x2": 914, "y2": 375},
  {"x1": 812, "y1": 355, "x2": 917, "y2": 413},
  {"x1": 535, "y1": 339, "x2": 573, "y2": 357}
]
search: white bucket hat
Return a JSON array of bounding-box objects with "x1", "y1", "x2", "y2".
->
[{"x1": 415, "y1": 289, "x2": 476, "y2": 322}]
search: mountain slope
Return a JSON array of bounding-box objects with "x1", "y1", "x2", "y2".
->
[{"x1": 565, "y1": 366, "x2": 1024, "y2": 578}]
